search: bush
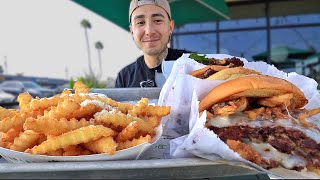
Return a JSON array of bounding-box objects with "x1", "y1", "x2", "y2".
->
[{"x1": 69, "y1": 77, "x2": 106, "y2": 89}]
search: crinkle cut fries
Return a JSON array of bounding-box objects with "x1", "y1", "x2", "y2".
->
[{"x1": 0, "y1": 81, "x2": 170, "y2": 156}]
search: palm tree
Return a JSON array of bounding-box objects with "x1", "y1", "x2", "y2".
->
[
  {"x1": 95, "y1": 41, "x2": 104, "y2": 79},
  {"x1": 3, "y1": 56, "x2": 7, "y2": 74},
  {"x1": 80, "y1": 19, "x2": 94, "y2": 79}
]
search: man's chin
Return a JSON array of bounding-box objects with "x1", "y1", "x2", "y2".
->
[{"x1": 143, "y1": 48, "x2": 163, "y2": 56}]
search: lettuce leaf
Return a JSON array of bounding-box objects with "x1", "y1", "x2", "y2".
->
[{"x1": 188, "y1": 53, "x2": 208, "y2": 64}]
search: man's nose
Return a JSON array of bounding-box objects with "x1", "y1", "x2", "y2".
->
[{"x1": 145, "y1": 22, "x2": 156, "y2": 35}]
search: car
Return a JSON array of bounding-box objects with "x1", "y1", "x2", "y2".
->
[
  {"x1": 0, "y1": 80, "x2": 47, "y2": 98},
  {"x1": 21, "y1": 81, "x2": 56, "y2": 98},
  {"x1": 54, "y1": 83, "x2": 71, "y2": 94},
  {"x1": 0, "y1": 89, "x2": 16, "y2": 105}
]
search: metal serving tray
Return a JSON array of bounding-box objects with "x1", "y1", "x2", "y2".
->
[
  {"x1": 91, "y1": 87, "x2": 162, "y2": 102},
  {"x1": 0, "y1": 88, "x2": 269, "y2": 179},
  {"x1": 0, "y1": 158, "x2": 268, "y2": 179}
]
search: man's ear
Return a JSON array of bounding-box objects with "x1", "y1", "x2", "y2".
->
[
  {"x1": 130, "y1": 27, "x2": 135, "y2": 40},
  {"x1": 169, "y1": 20, "x2": 175, "y2": 34}
]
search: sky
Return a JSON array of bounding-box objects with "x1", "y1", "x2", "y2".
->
[{"x1": 0, "y1": 0, "x2": 141, "y2": 80}]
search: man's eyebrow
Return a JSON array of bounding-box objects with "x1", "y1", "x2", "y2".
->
[
  {"x1": 152, "y1": 13, "x2": 165, "y2": 18},
  {"x1": 133, "y1": 14, "x2": 145, "y2": 20},
  {"x1": 133, "y1": 13, "x2": 165, "y2": 21}
]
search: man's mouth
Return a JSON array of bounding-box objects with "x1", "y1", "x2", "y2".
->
[{"x1": 142, "y1": 38, "x2": 160, "y2": 43}]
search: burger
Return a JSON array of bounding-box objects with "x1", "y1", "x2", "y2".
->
[{"x1": 199, "y1": 74, "x2": 320, "y2": 175}]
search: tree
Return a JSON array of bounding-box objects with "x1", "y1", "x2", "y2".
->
[
  {"x1": 80, "y1": 19, "x2": 94, "y2": 79},
  {"x1": 95, "y1": 41, "x2": 104, "y2": 79}
]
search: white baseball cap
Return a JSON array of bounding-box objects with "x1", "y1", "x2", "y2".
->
[{"x1": 129, "y1": 0, "x2": 171, "y2": 23}]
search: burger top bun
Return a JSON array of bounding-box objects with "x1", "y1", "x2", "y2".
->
[
  {"x1": 199, "y1": 75, "x2": 308, "y2": 112},
  {"x1": 206, "y1": 67, "x2": 261, "y2": 81}
]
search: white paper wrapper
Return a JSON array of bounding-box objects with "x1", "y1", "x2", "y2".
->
[{"x1": 159, "y1": 54, "x2": 320, "y2": 178}]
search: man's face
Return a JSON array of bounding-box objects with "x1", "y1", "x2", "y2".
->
[{"x1": 130, "y1": 5, "x2": 174, "y2": 56}]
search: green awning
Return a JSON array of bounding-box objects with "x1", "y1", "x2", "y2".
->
[{"x1": 72, "y1": 0, "x2": 230, "y2": 31}]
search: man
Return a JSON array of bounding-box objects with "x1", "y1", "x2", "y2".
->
[{"x1": 115, "y1": 0, "x2": 189, "y2": 88}]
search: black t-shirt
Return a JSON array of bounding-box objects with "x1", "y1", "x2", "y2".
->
[{"x1": 115, "y1": 48, "x2": 189, "y2": 88}]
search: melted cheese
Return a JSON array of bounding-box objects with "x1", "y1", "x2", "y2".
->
[{"x1": 248, "y1": 142, "x2": 307, "y2": 169}]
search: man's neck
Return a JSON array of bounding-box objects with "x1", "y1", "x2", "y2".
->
[{"x1": 144, "y1": 48, "x2": 168, "y2": 69}]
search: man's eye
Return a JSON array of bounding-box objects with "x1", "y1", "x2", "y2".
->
[
  {"x1": 136, "y1": 21, "x2": 145, "y2": 25},
  {"x1": 154, "y1": 19, "x2": 163, "y2": 23}
]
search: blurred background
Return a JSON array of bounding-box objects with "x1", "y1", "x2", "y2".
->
[{"x1": 0, "y1": 0, "x2": 319, "y2": 106}]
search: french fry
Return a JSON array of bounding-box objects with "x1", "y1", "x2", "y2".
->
[
  {"x1": 24, "y1": 117, "x2": 95, "y2": 136},
  {"x1": 62, "y1": 145, "x2": 82, "y2": 156},
  {"x1": 0, "y1": 131, "x2": 12, "y2": 149},
  {"x1": 128, "y1": 98, "x2": 149, "y2": 116},
  {"x1": 99, "y1": 96, "x2": 133, "y2": 113},
  {"x1": 43, "y1": 99, "x2": 80, "y2": 119},
  {"x1": 17, "y1": 93, "x2": 33, "y2": 112},
  {"x1": 73, "y1": 81, "x2": 89, "y2": 94},
  {"x1": 116, "y1": 121, "x2": 139, "y2": 142},
  {"x1": 29, "y1": 96, "x2": 61, "y2": 111},
  {"x1": 0, "y1": 140, "x2": 12, "y2": 149},
  {"x1": 0, "y1": 107, "x2": 18, "y2": 121},
  {"x1": 37, "y1": 133, "x2": 47, "y2": 145},
  {"x1": 94, "y1": 111, "x2": 155, "y2": 135},
  {"x1": 10, "y1": 130, "x2": 40, "y2": 152},
  {"x1": 0, "y1": 113, "x2": 28, "y2": 133},
  {"x1": 101, "y1": 97, "x2": 133, "y2": 114},
  {"x1": 102, "y1": 97, "x2": 119, "y2": 107},
  {"x1": 116, "y1": 103, "x2": 134, "y2": 114},
  {"x1": 117, "y1": 135, "x2": 151, "y2": 151},
  {"x1": 83, "y1": 136, "x2": 117, "y2": 155},
  {"x1": 145, "y1": 116, "x2": 161, "y2": 128},
  {"x1": 46, "y1": 149, "x2": 64, "y2": 156},
  {"x1": 80, "y1": 149, "x2": 93, "y2": 155},
  {"x1": 1, "y1": 126, "x2": 23, "y2": 143},
  {"x1": 68, "y1": 93, "x2": 133, "y2": 114},
  {"x1": 26, "y1": 125, "x2": 115, "y2": 155},
  {"x1": 65, "y1": 103, "x2": 102, "y2": 120},
  {"x1": 143, "y1": 105, "x2": 171, "y2": 117},
  {"x1": 26, "y1": 108, "x2": 45, "y2": 119}
]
